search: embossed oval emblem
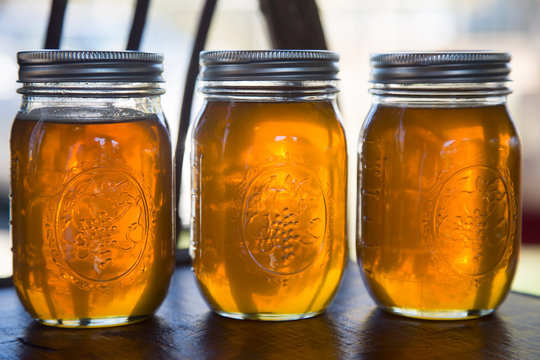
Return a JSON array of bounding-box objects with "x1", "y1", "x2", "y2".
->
[
  {"x1": 55, "y1": 168, "x2": 149, "y2": 282},
  {"x1": 434, "y1": 166, "x2": 511, "y2": 276},
  {"x1": 242, "y1": 165, "x2": 327, "y2": 275}
]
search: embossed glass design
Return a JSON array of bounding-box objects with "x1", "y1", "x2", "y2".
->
[
  {"x1": 11, "y1": 51, "x2": 174, "y2": 327},
  {"x1": 191, "y1": 51, "x2": 348, "y2": 321},
  {"x1": 357, "y1": 52, "x2": 521, "y2": 320}
]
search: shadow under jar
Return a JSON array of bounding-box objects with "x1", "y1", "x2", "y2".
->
[
  {"x1": 357, "y1": 51, "x2": 521, "y2": 320},
  {"x1": 191, "y1": 50, "x2": 348, "y2": 321},
  {"x1": 11, "y1": 51, "x2": 174, "y2": 327}
]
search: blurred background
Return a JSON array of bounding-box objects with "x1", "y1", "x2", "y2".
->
[{"x1": 1, "y1": 0, "x2": 539, "y2": 292}]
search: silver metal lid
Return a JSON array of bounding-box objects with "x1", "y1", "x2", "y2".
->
[
  {"x1": 199, "y1": 50, "x2": 340, "y2": 81},
  {"x1": 370, "y1": 51, "x2": 511, "y2": 84},
  {"x1": 17, "y1": 50, "x2": 164, "y2": 82}
]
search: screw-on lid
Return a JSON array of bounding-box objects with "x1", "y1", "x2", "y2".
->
[
  {"x1": 17, "y1": 50, "x2": 164, "y2": 82},
  {"x1": 370, "y1": 51, "x2": 511, "y2": 84},
  {"x1": 199, "y1": 50, "x2": 340, "y2": 81}
]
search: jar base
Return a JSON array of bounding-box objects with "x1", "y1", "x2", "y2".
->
[
  {"x1": 214, "y1": 309, "x2": 324, "y2": 321},
  {"x1": 381, "y1": 306, "x2": 495, "y2": 320},
  {"x1": 36, "y1": 315, "x2": 149, "y2": 328}
]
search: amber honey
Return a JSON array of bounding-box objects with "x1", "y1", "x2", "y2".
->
[
  {"x1": 358, "y1": 103, "x2": 521, "y2": 319},
  {"x1": 11, "y1": 114, "x2": 173, "y2": 327},
  {"x1": 192, "y1": 100, "x2": 348, "y2": 320}
]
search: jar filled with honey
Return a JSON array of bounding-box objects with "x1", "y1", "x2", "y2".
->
[
  {"x1": 191, "y1": 50, "x2": 348, "y2": 320},
  {"x1": 11, "y1": 51, "x2": 174, "y2": 327},
  {"x1": 357, "y1": 51, "x2": 521, "y2": 320}
]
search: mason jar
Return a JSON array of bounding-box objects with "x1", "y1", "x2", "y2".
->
[
  {"x1": 357, "y1": 51, "x2": 521, "y2": 320},
  {"x1": 11, "y1": 50, "x2": 174, "y2": 327},
  {"x1": 191, "y1": 50, "x2": 348, "y2": 321}
]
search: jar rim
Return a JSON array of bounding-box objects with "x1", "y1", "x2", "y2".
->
[
  {"x1": 199, "y1": 50, "x2": 340, "y2": 82},
  {"x1": 370, "y1": 51, "x2": 511, "y2": 84},
  {"x1": 17, "y1": 50, "x2": 164, "y2": 83}
]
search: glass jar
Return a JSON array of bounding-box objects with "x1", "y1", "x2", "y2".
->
[
  {"x1": 357, "y1": 51, "x2": 521, "y2": 320},
  {"x1": 11, "y1": 50, "x2": 174, "y2": 327},
  {"x1": 191, "y1": 50, "x2": 348, "y2": 321}
]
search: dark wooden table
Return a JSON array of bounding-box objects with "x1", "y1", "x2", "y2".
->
[{"x1": 1, "y1": 263, "x2": 539, "y2": 359}]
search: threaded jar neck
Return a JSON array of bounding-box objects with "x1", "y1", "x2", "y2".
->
[
  {"x1": 199, "y1": 50, "x2": 340, "y2": 100},
  {"x1": 17, "y1": 50, "x2": 165, "y2": 97},
  {"x1": 369, "y1": 51, "x2": 511, "y2": 106}
]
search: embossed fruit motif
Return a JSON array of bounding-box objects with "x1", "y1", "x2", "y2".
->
[
  {"x1": 435, "y1": 166, "x2": 511, "y2": 276},
  {"x1": 57, "y1": 169, "x2": 148, "y2": 282},
  {"x1": 243, "y1": 166, "x2": 326, "y2": 275}
]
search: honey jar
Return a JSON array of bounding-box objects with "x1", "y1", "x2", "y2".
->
[
  {"x1": 357, "y1": 51, "x2": 521, "y2": 319},
  {"x1": 191, "y1": 50, "x2": 348, "y2": 320},
  {"x1": 11, "y1": 51, "x2": 174, "y2": 327}
]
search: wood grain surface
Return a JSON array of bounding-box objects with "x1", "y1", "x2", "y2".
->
[{"x1": 0, "y1": 263, "x2": 538, "y2": 359}]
